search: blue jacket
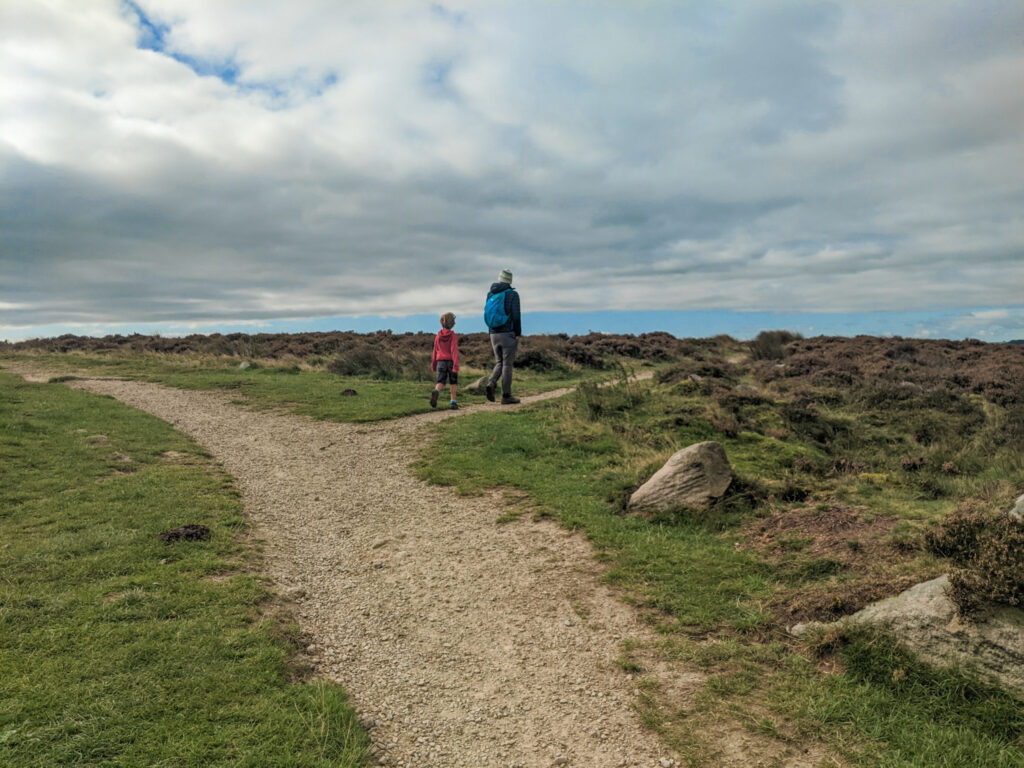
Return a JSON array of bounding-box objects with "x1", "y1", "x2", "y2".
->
[{"x1": 487, "y1": 282, "x2": 522, "y2": 337}]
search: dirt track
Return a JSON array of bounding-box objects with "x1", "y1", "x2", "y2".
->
[{"x1": 31, "y1": 371, "x2": 678, "y2": 768}]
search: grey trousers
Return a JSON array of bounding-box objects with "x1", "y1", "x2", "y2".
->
[{"x1": 488, "y1": 332, "x2": 518, "y2": 396}]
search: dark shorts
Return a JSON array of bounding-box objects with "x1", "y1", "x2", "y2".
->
[{"x1": 435, "y1": 360, "x2": 458, "y2": 385}]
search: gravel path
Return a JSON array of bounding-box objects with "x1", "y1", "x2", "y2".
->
[{"x1": 41, "y1": 373, "x2": 677, "y2": 768}]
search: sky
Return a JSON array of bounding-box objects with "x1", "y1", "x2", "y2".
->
[{"x1": 1, "y1": 0, "x2": 1022, "y2": 342}]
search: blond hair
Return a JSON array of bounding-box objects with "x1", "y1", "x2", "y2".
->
[{"x1": 440, "y1": 312, "x2": 456, "y2": 330}]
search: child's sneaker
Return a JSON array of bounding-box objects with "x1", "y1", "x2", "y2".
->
[
  {"x1": 485, "y1": 382, "x2": 495, "y2": 402},
  {"x1": 430, "y1": 390, "x2": 439, "y2": 408},
  {"x1": 501, "y1": 395, "x2": 521, "y2": 405},
  {"x1": 449, "y1": 401, "x2": 459, "y2": 410}
]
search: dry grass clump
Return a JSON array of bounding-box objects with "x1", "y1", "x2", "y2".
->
[{"x1": 326, "y1": 339, "x2": 431, "y2": 380}]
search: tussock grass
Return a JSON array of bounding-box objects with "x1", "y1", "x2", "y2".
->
[{"x1": 0, "y1": 372, "x2": 370, "y2": 767}]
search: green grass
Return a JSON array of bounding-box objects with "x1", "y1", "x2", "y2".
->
[
  {"x1": 794, "y1": 631, "x2": 1024, "y2": 767},
  {"x1": 0, "y1": 351, "x2": 598, "y2": 423},
  {"x1": 416, "y1": 391, "x2": 771, "y2": 630},
  {"x1": 416, "y1": 375, "x2": 1024, "y2": 765},
  {"x1": 0, "y1": 372, "x2": 370, "y2": 767}
]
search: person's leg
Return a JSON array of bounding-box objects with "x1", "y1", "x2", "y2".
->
[
  {"x1": 431, "y1": 362, "x2": 448, "y2": 407},
  {"x1": 487, "y1": 333, "x2": 503, "y2": 400},
  {"x1": 501, "y1": 334, "x2": 518, "y2": 396}
]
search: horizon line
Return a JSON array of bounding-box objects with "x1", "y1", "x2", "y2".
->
[{"x1": 2, "y1": 307, "x2": 1023, "y2": 344}]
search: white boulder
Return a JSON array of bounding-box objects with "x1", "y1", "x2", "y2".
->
[{"x1": 627, "y1": 441, "x2": 732, "y2": 515}]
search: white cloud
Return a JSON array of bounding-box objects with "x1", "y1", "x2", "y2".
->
[
  {"x1": 1, "y1": 0, "x2": 1023, "y2": 334},
  {"x1": 950, "y1": 308, "x2": 1024, "y2": 333}
]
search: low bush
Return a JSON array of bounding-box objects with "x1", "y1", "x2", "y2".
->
[
  {"x1": 748, "y1": 330, "x2": 803, "y2": 361},
  {"x1": 574, "y1": 379, "x2": 648, "y2": 419},
  {"x1": 513, "y1": 346, "x2": 571, "y2": 373},
  {"x1": 925, "y1": 501, "x2": 1024, "y2": 615},
  {"x1": 327, "y1": 341, "x2": 430, "y2": 380}
]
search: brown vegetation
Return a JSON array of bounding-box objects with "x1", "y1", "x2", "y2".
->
[
  {"x1": 925, "y1": 500, "x2": 1024, "y2": 616},
  {"x1": 753, "y1": 335, "x2": 1024, "y2": 406},
  {"x1": 745, "y1": 504, "x2": 934, "y2": 622}
]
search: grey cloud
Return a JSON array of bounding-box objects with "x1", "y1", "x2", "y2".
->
[
  {"x1": 708, "y1": 3, "x2": 845, "y2": 142},
  {"x1": 2, "y1": 0, "x2": 1023, "y2": 334}
]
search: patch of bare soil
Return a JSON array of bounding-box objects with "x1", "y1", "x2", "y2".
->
[
  {"x1": 746, "y1": 504, "x2": 929, "y2": 624},
  {"x1": 748, "y1": 504, "x2": 898, "y2": 563}
]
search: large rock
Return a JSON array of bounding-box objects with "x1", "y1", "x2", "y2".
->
[
  {"x1": 627, "y1": 441, "x2": 732, "y2": 515},
  {"x1": 1010, "y1": 493, "x2": 1024, "y2": 523},
  {"x1": 793, "y1": 576, "x2": 1024, "y2": 696}
]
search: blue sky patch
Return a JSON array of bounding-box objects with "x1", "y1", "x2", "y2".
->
[
  {"x1": 125, "y1": 0, "x2": 240, "y2": 86},
  {"x1": 124, "y1": 0, "x2": 167, "y2": 52}
]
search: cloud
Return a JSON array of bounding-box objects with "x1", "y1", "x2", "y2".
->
[
  {"x1": 1, "y1": 0, "x2": 1023, "y2": 335},
  {"x1": 949, "y1": 308, "x2": 1024, "y2": 339}
]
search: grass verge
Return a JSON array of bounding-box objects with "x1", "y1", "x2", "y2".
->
[
  {"x1": 416, "y1": 376, "x2": 1024, "y2": 766},
  {"x1": 0, "y1": 351, "x2": 604, "y2": 423},
  {"x1": 0, "y1": 371, "x2": 370, "y2": 767}
]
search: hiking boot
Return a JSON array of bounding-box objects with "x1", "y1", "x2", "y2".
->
[
  {"x1": 485, "y1": 382, "x2": 496, "y2": 402},
  {"x1": 449, "y1": 402, "x2": 459, "y2": 410},
  {"x1": 501, "y1": 395, "x2": 521, "y2": 405},
  {"x1": 430, "y1": 390, "x2": 439, "y2": 408}
]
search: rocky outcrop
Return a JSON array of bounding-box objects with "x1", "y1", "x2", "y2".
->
[
  {"x1": 792, "y1": 575, "x2": 1024, "y2": 696},
  {"x1": 627, "y1": 441, "x2": 732, "y2": 515}
]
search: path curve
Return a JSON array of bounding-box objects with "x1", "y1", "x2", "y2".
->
[{"x1": 14, "y1": 367, "x2": 674, "y2": 767}]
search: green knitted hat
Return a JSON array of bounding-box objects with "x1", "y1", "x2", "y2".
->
[{"x1": 499, "y1": 269, "x2": 513, "y2": 284}]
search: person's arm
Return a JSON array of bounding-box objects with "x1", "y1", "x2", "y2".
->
[
  {"x1": 452, "y1": 334, "x2": 460, "y2": 372},
  {"x1": 431, "y1": 335, "x2": 439, "y2": 371},
  {"x1": 510, "y1": 290, "x2": 522, "y2": 338}
]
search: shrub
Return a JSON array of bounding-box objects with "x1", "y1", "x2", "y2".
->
[
  {"x1": 709, "y1": 412, "x2": 741, "y2": 438},
  {"x1": 900, "y1": 456, "x2": 926, "y2": 472},
  {"x1": 748, "y1": 330, "x2": 803, "y2": 361},
  {"x1": 565, "y1": 342, "x2": 605, "y2": 368},
  {"x1": 924, "y1": 500, "x2": 987, "y2": 561},
  {"x1": 925, "y1": 501, "x2": 1024, "y2": 615},
  {"x1": 327, "y1": 343, "x2": 430, "y2": 380},
  {"x1": 514, "y1": 346, "x2": 570, "y2": 373},
  {"x1": 574, "y1": 379, "x2": 647, "y2": 420},
  {"x1": 779, "y1": 400, "x2": 849, "y2": 449}
]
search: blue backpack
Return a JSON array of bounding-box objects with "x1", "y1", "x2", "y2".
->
[{"x1": 484, "y1": 290, "x2": 510, "y2": 329}]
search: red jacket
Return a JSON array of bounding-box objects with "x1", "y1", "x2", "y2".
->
[{"x1": 431, "y1": 329, "x2": 459, "y2": 372}]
